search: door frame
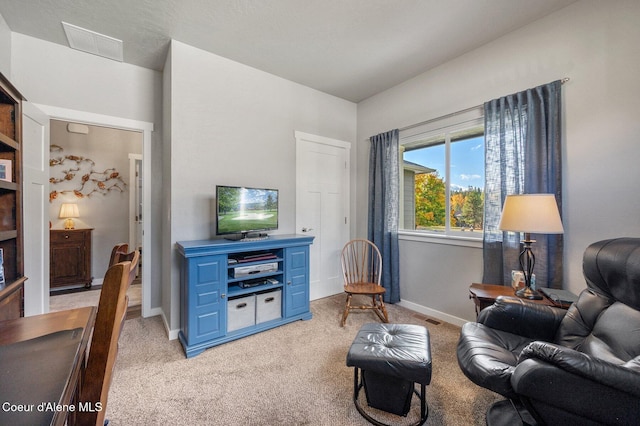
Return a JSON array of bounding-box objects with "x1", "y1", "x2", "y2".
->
[
  {"x1": 34, "y1": 104, "x2": 154, "y2": 317},
  {"x1": 128, "y1": 153, "x2": 143, "y2": 252},
  {"x1": 22, "y1": 101, "x2": 50, "y2": 315}
]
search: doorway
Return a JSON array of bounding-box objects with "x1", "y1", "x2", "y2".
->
[
  {"x1": 36, "y1": 103, "x2": 153, "y2": 317},
  {"x1": 48, "y1": 120, "x2": 143, "y2": 314}
]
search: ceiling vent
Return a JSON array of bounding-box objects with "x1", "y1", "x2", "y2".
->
[{"x1": 62, "y1": 22, "x2": 123, "y2": 62}]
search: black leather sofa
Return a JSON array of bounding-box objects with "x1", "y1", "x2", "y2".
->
[{"x1": 457, "y1": 238, "x2": 640, "y2": 425}]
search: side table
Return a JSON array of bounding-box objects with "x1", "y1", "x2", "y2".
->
[{"x1": 469, "y1": 283, "x2": 570, "y2": 317}]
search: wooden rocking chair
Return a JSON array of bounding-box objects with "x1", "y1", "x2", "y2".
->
[{"x1": 340, "y1": 239, "x2": 389, "y2": 327}]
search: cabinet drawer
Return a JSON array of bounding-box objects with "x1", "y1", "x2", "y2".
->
[{"x1": 51, "y1": 230, "x2": 86, "y2": 243}]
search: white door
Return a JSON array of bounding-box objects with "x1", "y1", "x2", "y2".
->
[
  {"x1": 22, "y1": 102, "x2": 50, "y2": 315},
  {"x1": 295, "y1": 131, "x2": 350, "y2": 300}
]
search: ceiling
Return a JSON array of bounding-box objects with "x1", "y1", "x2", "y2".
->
[{"x1": 0, "y1": 0, "x2": 577, "y2": 102}]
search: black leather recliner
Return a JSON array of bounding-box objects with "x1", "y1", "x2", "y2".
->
[{"x1": 457, "y1": 238, "x2": 640, "y2": 425}]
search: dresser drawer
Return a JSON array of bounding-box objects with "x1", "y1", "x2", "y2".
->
[{"x1": 51, "y1": 230, "x2": 87, "y2": 244}]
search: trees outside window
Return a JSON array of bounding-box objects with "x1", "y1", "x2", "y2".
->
[{"x1": 401, "y1": 117, "x2": 484, "y2": 238}]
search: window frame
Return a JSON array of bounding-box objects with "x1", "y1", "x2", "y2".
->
[{"x1": 399, "y1": 107, "x2": 484, "y2": 244}]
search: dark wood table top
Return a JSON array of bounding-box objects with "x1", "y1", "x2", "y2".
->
[
  {"x1": 469, "y1": 283, "x2": 570, "y2": 309},
  {"x1": 0, "y1": 306, "x2": 96, "y2": 426},
  {"x1": 0, "y1": 306, "x2": 96, "y2": 345}
]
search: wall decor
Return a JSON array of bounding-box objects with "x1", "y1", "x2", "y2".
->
[
  {"x1": 49, "y1": 146, "x2": 127, "y2": 202},
  {"x1": 49, "y1": 154, "x2": 95, "y2": 167}
]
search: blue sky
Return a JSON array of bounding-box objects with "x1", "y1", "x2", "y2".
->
[{"x1": 404, "y1": 136, "x2": 484, "y2": 191}]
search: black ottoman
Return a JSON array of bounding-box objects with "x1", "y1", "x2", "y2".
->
[{"x1": 346, "y1": 323, "x2": 432, "y2": 426}]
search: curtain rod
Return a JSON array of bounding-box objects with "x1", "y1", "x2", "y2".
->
[{"x1": 399, "y1": 77, "x2": 570, "y2": 133}]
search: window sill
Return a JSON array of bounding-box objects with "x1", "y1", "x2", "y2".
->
[{"x1": 398, "y1": 230, "x2": 483, "y2": 249}]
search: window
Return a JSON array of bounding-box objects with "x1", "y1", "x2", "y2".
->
[{"x1": 400, "y1": 108, "x2": 485, "y2": 238}]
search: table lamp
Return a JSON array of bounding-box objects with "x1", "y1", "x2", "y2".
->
[
  {"x1": 498, "y1": 194, "x2": 564, "y2": 299},
  {"x1": 59, "y1": 203, "x2": 80, "y2": 230}
]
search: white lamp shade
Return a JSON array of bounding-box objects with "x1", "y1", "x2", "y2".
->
[
  {"x1": 59, "y1": 203, "x2": 80, "y2": 219},
  {"x1": 498, "y1": 194, "x2": 564, "y2": 234}
]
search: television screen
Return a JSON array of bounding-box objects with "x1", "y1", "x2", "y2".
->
[{"x1": 216, "y1": 185, "x2": 279, "y2": 235}]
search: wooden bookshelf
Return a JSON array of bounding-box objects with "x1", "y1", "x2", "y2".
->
[{"x1": 0, "y1": 72, "x2": 25, "y2": 320}]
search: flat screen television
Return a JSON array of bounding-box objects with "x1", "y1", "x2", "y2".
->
[{"x1": 216, "y1": 185, "x2": 279, "y2": 239}]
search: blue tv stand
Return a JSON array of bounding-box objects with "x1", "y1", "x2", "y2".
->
[{"x1": 176, "y1": 234, "x2": 314, "y2": 358}]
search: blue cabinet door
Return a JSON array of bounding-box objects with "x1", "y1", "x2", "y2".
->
[
  {"x1": 182, "y1": 255, "x2": 226, "y2": 344},
  {"x1": 284, "y1": 246, "x2": 310, "y2": 318}
]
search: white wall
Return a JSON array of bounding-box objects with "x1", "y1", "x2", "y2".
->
[
  {"x1": 0, "y1": 13, "x2": 10, "y2": 77},
  {"x1": 161, "y1": 44, "x2": 173, "y2": 333},
  {"x1": 10, "y1": 34, "x2": 164, "y2": 309},
  {"x1": 357, "y1": 0, "x2": 640, "y2": 322},
  {"x1": 10, "y1": 34, "x2": 160, "y2": 123},
  {"x1": 165, "y1": 40, "x2": 357, "y2": 333}
]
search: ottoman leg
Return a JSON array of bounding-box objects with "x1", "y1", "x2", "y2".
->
[
  {"x1": 418, "y1": 383, "x2": 428, "y2": 425},
  {"x1": 352, "y1": 367, "x2": 429, "y2": 426}
]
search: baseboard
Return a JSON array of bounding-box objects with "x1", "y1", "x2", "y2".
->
[
  {"x1": 397, "y1": 299, "x2": 468, "y2": 327},
  {"x1": 145, "y1": 306, "x2": 163, "y2": 318},
  {"x1": 160, "y1": 311, "x2": 180, "y2": 340}
]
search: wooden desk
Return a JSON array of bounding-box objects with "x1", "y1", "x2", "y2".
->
[
  {"x1": 469, "y1": 283, "x2": 570, "y2": 317},
  {"x1": 0, "y1": 306, "x2": 96, "y2": 426}
]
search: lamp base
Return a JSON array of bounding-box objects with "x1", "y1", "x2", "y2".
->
[
  {"x1": 515, "y1": 286, "x2": 543, "y2": 300},
  {"x1": 63, "y1": 218, "x2": 75, "y2": 230}
]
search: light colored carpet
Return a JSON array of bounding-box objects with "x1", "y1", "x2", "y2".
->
[
  {"x1": 105, "y1": 294, "x2": 500, "y2": 425},
  {"x1": 49, "y1": 283, "x2": 142, "y2": 312}
]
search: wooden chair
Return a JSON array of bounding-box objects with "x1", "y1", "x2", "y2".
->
[
  {"x1": 108, "y1": 243, "x2": 129, "y2": 268},
  {"x1": 109, "y1": 243, "x2": 140, "y2": 287},
  {"x1": 76, "y1": 259, "x2": 137, "y2": 425},
  {"x1": 340, "y1": 239, "x2": 389, "y2": 327}
]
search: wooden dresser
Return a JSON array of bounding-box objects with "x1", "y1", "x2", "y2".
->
[{"x1": 50, "y1": 228, "x2": 93, "y2": 290}]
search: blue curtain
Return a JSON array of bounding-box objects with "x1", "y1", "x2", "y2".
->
[
  {"x1": 368, "y1": 129, "x2": 401, "y2": 303},
  {"x1": 483, "y1": 80, "x2": 563, "y2": 288}
]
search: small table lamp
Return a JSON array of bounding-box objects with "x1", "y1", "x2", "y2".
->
[
  {"x1": 59, "y1": 203, "x2": 80, "y2": 230},
  {"x1": 498, "y1": 194, "x2": 564, "y2": 299}
]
